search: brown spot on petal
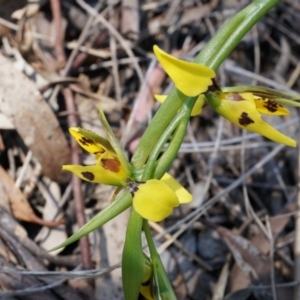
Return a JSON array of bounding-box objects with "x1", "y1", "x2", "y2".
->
[
  {"x1": 206, "y1": 79, "x2": 221, "y2": 93},
  {"x1": 79, "y1": 137, "x2": 95, "y2": 146},
  {"x1": 239, "y1": 112, "x2": 254, "y2": 126},
  {"x1": 263, "y1": 99, "x2": 281, "y2": 113},
  {"x1": 227, "y1": 93, "x2": 244, "y2": 101},
  {"x1": 101, "y1": 158, "x2": 121, "y2": 173},
  {"x1": 81, "y1": 171, "x2": 95, "y2": 181}
]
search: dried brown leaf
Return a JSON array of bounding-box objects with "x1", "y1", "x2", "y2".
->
[
  {"x1": 0, "y1": 165, "x2": 63, "y2": 227},
  {"x1": 216, "y1": 226, "x2": 270, "y2": 281},
  {"x1": 251, "y1": 202, "x2": 296, "y2": 255},
  {"x1": 0, "y1": 53, "x2": 71, "y2": 182}
]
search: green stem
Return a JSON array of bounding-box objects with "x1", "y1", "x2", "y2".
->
[
  {"x1": 141, "y1": 97, "x2": 196, "y2": 181},
  {"x1": 131, "y1": 89, "x2": 187, "y2": 168},
  {"x1": 49, "y1": 191, "x2": 132, "y2": 251},
  {"x1": 154, "y1": 99, "x2": 194, "y2": 179},
  {"x1": 143, "y1": 220, "x2": 177, "y2": 299},
  {"x1": 196, "y1": 0, "x2": 280, "y2": 68},
  {"x1": 122, "y1": 210, "x2": 144, "y2": 300}
]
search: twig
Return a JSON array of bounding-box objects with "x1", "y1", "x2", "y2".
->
[
  {"x1": 149, "y1": 221, "x2": 212, "y2": 271},
  {"x1": 50, "y1": 0, "x2": 92, "y2": 269},
  {"x1": 0, "y1": 264, "x2": 120, "y2": 280},
  {"x1": 121, "y1": 0, "x2": 139, "y2": 40},
  {"x1": 76, "y1": 0, "x2": 144, "y2": 82},
  {"x1": 108, "y1": 2, "x2": 122, "y2": 103},
  {"x1": 62, "y1": 88, "x2": 92, "y2": 270},
  {"x1": 62, "y1": 1, "x2": 103, "y2": 76},
  {"x1": 15, "y1": 150, "x2": 32, "y2": 188},
  {"x1": 266, "y1": 216, "x2": 277, "y2": 300},
  {"x1": 155, "y1": 143, "x2": 286, "y2": 240},
  {"x1": 50, "y1": 0, "x2": 66, "y2": 68}
]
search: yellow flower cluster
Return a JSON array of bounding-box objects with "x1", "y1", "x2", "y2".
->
[
  {"x1": 63, "y1": 128, "x2": 192, "y2": 222},
  {"x1": 153, "y1": 45, "x2": 296, "y2": 147}
]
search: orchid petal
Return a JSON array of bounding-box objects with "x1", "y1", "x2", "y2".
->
[
  {"x1": 97, "y1": 151, "x2": 128, "y2": 180},
  {"x1": 62, "y1": 164, "x2": 124, "y2": 186},
  {"x1": 235, "y1": 93, "x2": 290, "y2": 116},
  {"x1": 140, "y1": 282, "x2": 154, "y2": 300},
  {"x1": 69, "y1": 127, "x2": 114, "y2": 155},
  {"x1": 133, "y1": 179, "x2": 179, "y2": 222},
  {"x1": 254, "y1": 97, "x2": 290, "y2": 115},
  {"x1": 161, "y1": 173, "x2": 192, "y2": 204},
  {"x1": 215, "y1": 94, "x2": 296, "y2": 147},
  {"x1": 140, "y1": 256, "x2": 154, "y2": 300},
  {"x1": 153, "y1": 45, "x2": 215, "y2": 97}
]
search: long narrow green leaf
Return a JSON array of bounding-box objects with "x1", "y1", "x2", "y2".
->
[
  {"x1": 98, "y1": 105, "x2": 132, "y2": 175},
  {"x1": 49, "y1": 191, "x2": 132, "y2": 251},
  {"x1": 143, "y1": 220, "x2": 176, "y2": 300},
  {"x1": 122, "y1": 210, "x2": 144, "y2": 300}
]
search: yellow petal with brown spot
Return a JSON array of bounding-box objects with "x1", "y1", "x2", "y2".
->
[
  {"x1": 62, "y1": 164, "x2": 125, "y2": 186},
  {"x1": 69, "y1": 127, "x2": 114, "y2": 155},
  {"x1": 133, "y1": 179, "x2": 179, "y2": 222},
  {"x1": 254, "y1": 97, "x2": 290, "y2": 115},
  {"x1": 98, "y1": 151, "x2": 128, "y2": 180},
  {"x1": 215, "y1": 94, "x2": 296, "y2": 147},
  {"x1": 153, "y1": 45, "x2": 215, "y2": 97}
]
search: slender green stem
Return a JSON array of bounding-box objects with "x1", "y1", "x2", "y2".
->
[
  {"x1": 131, "y1": 89, "x2": 187, "y2": 168},
  {"x1": 143, "y1": 220, "x2": 177, "y2": 299},
  {"x1": 196, "y1": 0, "x2": 280, "y2": 68},
  {"x1": 122, "y1": 210, "x2": 144, "y2": 300},
  {"x1": 49, "y1": 191, "x2": 132, "y2": 251},
  {"x1": 141, "y1": 110, "x2": 184, "y2": 181},
  {"x1": 154, "y1": 99, "x2": 194, "y2": 179},
  {"x1": 141, "y1": 97, "x2": 196, "y2": 181}
]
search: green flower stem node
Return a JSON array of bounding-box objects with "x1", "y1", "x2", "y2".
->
[
  {"x1": 122, "y1": 209, "x2": 144, "y2": 300},
  {"x1": 143, "y1": 220, "x2": 177, "y2": 299},
  {"x1": 49, "y1": 191, "x2": 132, "y2": 252}
]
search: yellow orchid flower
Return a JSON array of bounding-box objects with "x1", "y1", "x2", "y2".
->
[
  {"x1": 154, "y1": 94, "x2": 206, "y2": 116},
  {"x1": 63, "y1": 128, "x2": 192, "y2": 221},
  {"x1": 153, "y1": 45, "x2": 216, "y2": 96},
  {"x1": 207, "y1": 92, "x2": 296, "y2": 147},
  {"x1": 153, "y1": 46, "x2": 296, "y2": 147},
  {"x1": 130, "y1": 173, "x2": 192, "y2": 222},
  {"x1": 63, "y1": 127, "x2": 129, "y2": 186}
]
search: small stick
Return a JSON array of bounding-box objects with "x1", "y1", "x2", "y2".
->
[
  {"x1": 50, "y1": 0, "x2": 66, "y2": 68},
  {"x1": 63, "y1": 87, "x2": 92, "y2": 270},
  {"x1": 50, "y1": 0, "x2": 92, "y2": 269}
]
